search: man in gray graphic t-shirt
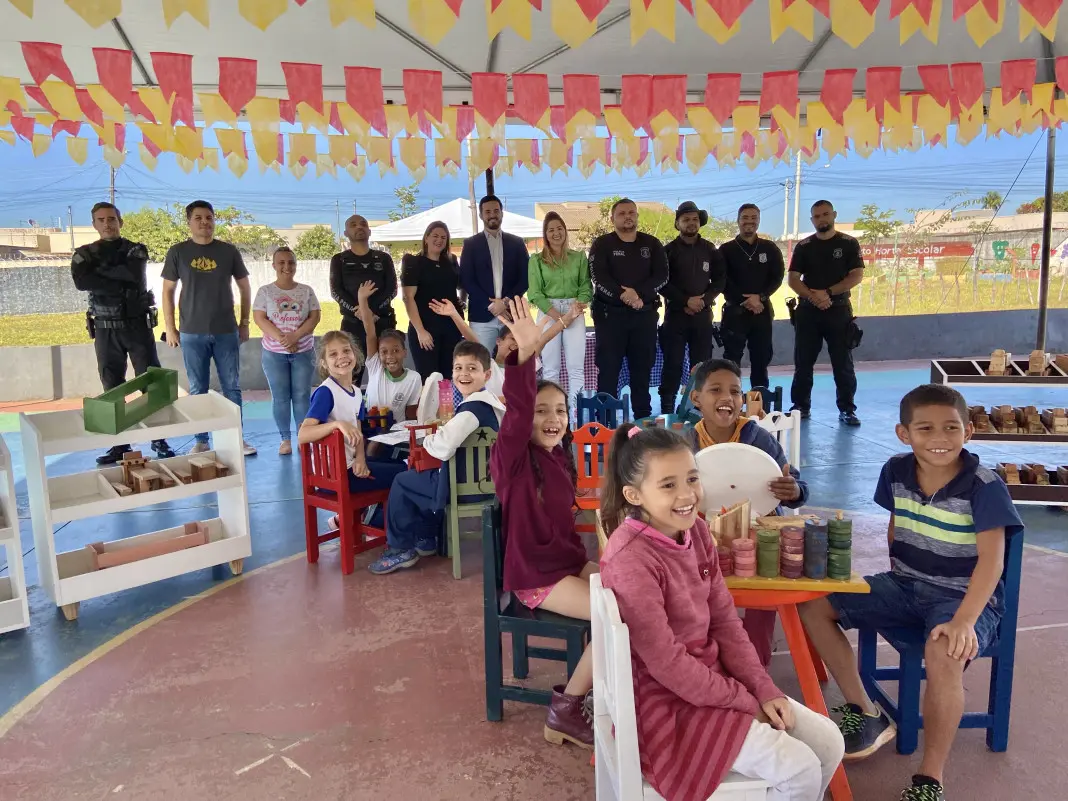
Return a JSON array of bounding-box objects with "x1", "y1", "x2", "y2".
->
[{"x1": 162, "y1": 199, "x2": 256, "y2": 455}]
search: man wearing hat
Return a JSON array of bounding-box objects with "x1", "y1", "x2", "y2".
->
[{"x1": 657, "y1": 201, "x2": 726, "y2": 415}]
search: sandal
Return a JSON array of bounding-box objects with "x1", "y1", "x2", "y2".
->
[{"x1": 278, "y1": 440, "x2": 292, "y2": 456}]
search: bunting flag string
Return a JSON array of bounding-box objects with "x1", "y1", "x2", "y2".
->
[{"x1": 6, "y1": 0, "x2": 1064, "y2": 46}]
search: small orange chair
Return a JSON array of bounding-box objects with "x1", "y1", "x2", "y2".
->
[
  {"x1": 572, "y1": 422, "x2": 613, "y2": 532},
  {"x1": 300, "y1": 429, "x2": 389, "y2": 575}
]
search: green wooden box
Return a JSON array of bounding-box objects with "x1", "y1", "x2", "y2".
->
[{"x1": 82, "y1": 368, "x2": 180, "y2": 435}]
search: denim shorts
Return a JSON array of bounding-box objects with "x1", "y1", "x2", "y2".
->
[{"x1": 828, "y1": 571, "x2": 1001, "y2": 655}]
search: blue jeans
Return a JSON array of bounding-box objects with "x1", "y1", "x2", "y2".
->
[
  {"x1": 260, "y1": 348, "x2": 315, "y2": 441},
  {"x1": 181, "y1": 332, "x2": 242, "y2": 444}
]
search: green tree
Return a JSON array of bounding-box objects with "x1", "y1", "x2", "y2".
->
[
  {"x1": 853, "y1": 203, "x2": 900, "y2": 245},
  {"x1": 120, "y1": 203, "x2": 285, "y2": 260},
  {"x1": 700, "y1": 216, "x2": 739, "y2": 244},
  {"x1": 578, "y1": 197, "x2": 690, "y2": 244},
  {"x1": 980, "y1": 190, "x2": 1004, "y2": 210},
  {"x1": 293, "y1": 225, "x2": 341, "y2": 260},
  {"x1": 388, "y1": 183, "x2": 420, "y2": 221},
  {"x1": 1016, "y1": 191, "x2": 1068, "y2": 214}
]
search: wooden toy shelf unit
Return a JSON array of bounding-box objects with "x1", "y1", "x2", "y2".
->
[
  {"x1": 19, "y1": 391, "x2": 251, "y2": 621},
  {"x1": 0, "y1": 435, "x2": 30, "y2": 634}
]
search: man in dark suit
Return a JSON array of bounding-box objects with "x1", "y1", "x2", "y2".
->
[{"x1": 459, "y1": 194, "x2": 530, "y2": 353}]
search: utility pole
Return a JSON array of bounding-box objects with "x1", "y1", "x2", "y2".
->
[
  {"x1": 782, "y1": 179, "x2": 792, "y2": 241},
  {"x1": 67, "y1": 205, "x2": 74, "y2": 250},
  {"x1": 352, "y1": 200, "x2": 357, "y2": 215},
  {"x1": 467, "y1": 142, "x2": 479, "y2": 236},
  {"x1": 109, "y1": 166, "x2": 116, "y2": 205},
  {"x1": 335, "y1": 199, "x2": 341, "y2": 236},
  {"x1": 791, "y1": 151, "x2": 802, "y2": 241}
]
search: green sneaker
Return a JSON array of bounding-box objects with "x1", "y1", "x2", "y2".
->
[
  {"x1": 836, "y1": 703, "x2": 896, "y2": 760},
  {"x1": 900, "y1": 775, "x2": 945, "y2": 800}
]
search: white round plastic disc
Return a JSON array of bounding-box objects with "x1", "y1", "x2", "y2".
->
[
  {"x1": 695, "y1": 442, "x2": 783, "y2": 517},
  {"x1": 417, "y1": 373, "x2": 442, "y2": 424}
]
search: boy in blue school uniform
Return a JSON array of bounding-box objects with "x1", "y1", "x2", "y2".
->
[
  {"x1": 368, "y1": 340, "x2": 506, "y2": 575},
  {"x1": 800, "y1": 384, "x2": 1023, "y2": 801}
]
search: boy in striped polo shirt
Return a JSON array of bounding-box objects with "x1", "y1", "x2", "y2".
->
[{"x1": 800, "y1": 384, "x2": 1022, "y2": 801}]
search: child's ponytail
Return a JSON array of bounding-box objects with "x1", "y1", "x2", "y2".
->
[{"x1": 600, "y1": 425, "x2": 691, "y2": 536}]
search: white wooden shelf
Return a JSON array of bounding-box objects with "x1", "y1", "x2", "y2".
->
[
  {"x1": 0, "y1": 436, "x2": 30, "y2": 634},
  {"x1": 20, "y1": 390, "x2": 252, "y2": 621}
]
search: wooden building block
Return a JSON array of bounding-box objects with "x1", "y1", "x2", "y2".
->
[
  {"x1": 130, "y1": 467, "x2": 160, "y2": 493},
  {"x1": 214, "y1": 462, "x2": 230, "y2": 478},
  {"x1": 172, "y1": 466, "x2": 193, "y2": 484},
  {"x1": 188, "y1": 457, "x2": 217, "y2": 482},
  {"x1": 158, "y1": 472, "x2": 177, "y2": 489},
  {"x1": 1042, "y1": 408, "x2": 1068, "y2": 433},
  {"x1": 109, "y1": 481, "x2": 133, "y2": 497},
  {"x1": 997, "y1": 463, "x2": 1021, "y2": 484},
  {"x1": 82, "y1": 367, "x2": 179, "y2": 435},
  {"x1": 973, "y1": 413, "x2": 995, "y2": 433},
  {"x1": 987, "y1": 349, "x2": 1009, "y2": 376},
  {"x1": 745, "y1": 391, "x2": 764, "y2": 419},
  {"x1": 1028, "y1": 350, "x2": 1048, "y2": 376},
  {"x1": 1058, "y1": 466, "x2": 1068, "y2": 485},
  {"x1": 1025, "y1": 464, "x2": 1050, "y2": 485},
  {"x1": 1055, "y1": 354, "x2": 1068, "y2": 373},
  {"x1": 119, "y1": 451, "x2": 147, "y2": 486}
]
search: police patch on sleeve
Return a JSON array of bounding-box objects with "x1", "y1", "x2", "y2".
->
[
  {"x1": 759, "y1": 252, "x2": 767, "y2": 263},
  {"x1": 833, "y1": 248, "x2": 843, "y2": 259},
  {"x1": 640, "y1": 247, "x2": 650, "y2": 259},
  {"x1": 702, "y1": 261, "x2": 709, "y2": 272}
]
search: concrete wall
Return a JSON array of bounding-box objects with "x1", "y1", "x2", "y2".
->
[{"x1": 1, "y1": 308, "x2": 1066, "y2": 401}]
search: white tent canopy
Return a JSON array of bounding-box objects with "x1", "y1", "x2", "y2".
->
[{"x1": 369, "y1": 198, "x2": 543, "y2": 243}]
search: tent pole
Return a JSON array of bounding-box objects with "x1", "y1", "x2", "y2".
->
[
  {"x1": 1037, "y1": 125, "x2": 1055, "y2": 350},
  {"x1": 484, "y1": 169, "x2": 495, "y2": 197}
]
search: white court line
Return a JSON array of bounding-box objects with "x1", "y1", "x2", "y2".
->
[
  {"x1": 282, "y1": 756, "x2": 311, "y2": 778},
  {"x1": 235, "y1": 754, "x2": 274, "y2": 776}
]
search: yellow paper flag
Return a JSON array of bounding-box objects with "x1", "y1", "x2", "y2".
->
[
  {"x1": 246, "y1": 97, "x2": 281, "y2": 131},
  {"x1": 288, "y1": 132, "x2": 318, "y2": 166},
  {"x1": 29, "y1": 134, "x2": 51, "y2": 159},
  {"x1": 545, "y1": 139, "x2": 571, "y2": 175},
  {"x1": 551, "y1": 0, "x2": 598, "y2": 48},
  {"x1": 198, "y1": 148, "x2": 220, "y2": 172},
  {"x1": 138, "y1": 143, "x2": 158, "y2": 171},
  {"x1": 290, "y1": 160, "x2": 308, "y2": 180},
  {"x1": 488, "y1": 0, "x2": 533, "y2": 39},
  {"x1": 316, "y1": 154, "x2": 338, "y2": 179},
  {"x1": 227, "y1": 152, "x2": 249, "y2": 178},
  {"x1": 199, "y1": 93, "x2": 238, "y2": 127},
  {"x1": 330, "y1": 0, "x2": 375, "y2": 27},
  {"x1": 66, "y1": 136, "x2": 88, "y2": 164},
  {"x1": 86, "y1": 84, "x2": 125, "y2": 120},
  {"x1": 137, "y1": 87, "x2": 173, "y2": 126},
  {"x1": 336, "y1": 103, "x2": 374, "y2": 147},
  {"x1": 162, "y1": 0, "x2": 209, "y2": 27},
  {"x1": 437, "y1": 138, "x2": 462, "y2": 175},
  {"x1": 138, "y1": 122, "x2": 175, "y2": 153},
  {"x1": 731, "y1": 104, "x2": 760, "y2": 138},
  {"x1": 769, "y1": 0, "x2": 813, "y2": 42},
  {"x1": 175, "y1": 155, "x2": 194, "y2": 174},
  {"x1": 1020, "y1": 3, "x2": 1059, "y2": 39},
  {"x1": 384, "y1": 105, "x2": 418, "y2": 139},
  {"x1": 0, "y1": 130, "x2": 15, "y2": 146},
  {"x1": 346, "y1": 160, "x2": 366, "y2": 181},
  {"x1": 239, "y1": 0, "x2": 288, "y2": 30},
  {"x1": 8, "y1": 0, "x2": 33, "y2": 17},
  {"x1": 694, "y1": 0, "x2": 741, "y2": 43},
  {"x1": 830, "y1": 0, "x2": 876, "y2": 49},
  {"x1": 687, "y1": 106, "x2": 723, "y2": 150},
  {"x1": 329, "y1": 135, "x2": 358, "y2": 168},
  {"x1": 173, "y1": 126, "x2": 204, "y2": 160},
  {"x1": 630, "y1": 0, "x2": 675, "y2": 43},
  {"x1": 986, "y1": 88, "x2": 1021, "y2": 138},
  {"x1": 955, "y1": 100, "x2": 984, "y2": 145},
  {"x1": 298, "y1": 102, "x2": 332, "y2": 135},
  {"x1": 41, "y1": 80, "x2": 81, "y2": 121},
  {"x1": 0, "y1": 77, "x2": 28, "y2": 111},
  {"x1": 365, "y1": 137, "x2": 395, "y2": 171},
  {"x1": 103, "y1": 144, "x2": 125, "y2": 168},
  {"x1": 685, "y1": 133, "x2": 709, "y2": 174},
  {"x1": 408, "y1": 0, "x2": 459, "y2": 45},
  {"x1": 963, "y1": 0, "x2": 1004, "y2": 47},
  {"x1": 399, "y1": 136, "x2": 427, "y2": 175},
  {"x1": 252, "y1": 130, "x2": 281, "y2": 165},
  {"x1": 916, "y1": 95, "x2": 950, "y2": 144},
  {"x1": 897, "y1": 0, "x2": 941, "y2": 43},
  {"x1": 65, "y1": 0, "x2": 121, "y2": 27}
]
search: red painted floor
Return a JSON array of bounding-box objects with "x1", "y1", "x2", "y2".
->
[{"x1": 1, "y1": 512, "x2": 1065, "y2": 801}]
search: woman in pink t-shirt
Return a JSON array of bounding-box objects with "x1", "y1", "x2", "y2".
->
[{"x1": 253, "y1": 247, "x2": 322, "y2": 455}]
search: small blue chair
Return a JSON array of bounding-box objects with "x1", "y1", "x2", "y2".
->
[
  {"x1": 576, "y1": 392, "x2": 630, "y2": 429},
  {"x1": 857, "y1": 528, "x2": 1024, "y2": 754}
]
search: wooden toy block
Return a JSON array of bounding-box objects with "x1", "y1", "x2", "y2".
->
[
  {"x1": 158, "y1": 472, "x2": 177, "y2": 489},
  {"x1": 214, "y1": 462, "x2": 230, "y2": 478},
  {"x1": 991, "y1": 405, "x2": 1014, "y2": 425},
  {"x1": 1042, "y1": 408, "x2": 1068, "y2": 433},
  {"x1": 82, "y1": 367, "x2": 180, "y2": 435},
  {"x1": 119, "y1": 450, "x2": 147, "y2": 486},
  {"x1": 86, "y1": 523, "x2": 209, "y2": 570},
  {"x1": 707, "y1": 499, "x2": 751, "y2": 546},
  {"x1": 188, "y1": 456, "x2": 217, "y2": 482},
  {"x1": 1028, "y1": 350, "x2": 1048, "y2": 376},
  {"x1": 109, "y1": 481, "x2": 133, "y2": 497},
  {"x1": 1056, "y1": 354, "x2": 1068, "y2": 373},
  {"x1": 1026, "y1": 414, "x2": 1048, "y2": 435},
  {"x1": 986, "y1": 349, "x2": 1010, "y2": 376},
  {"x1": 973, "y1": 413, "x2": 995, "y2": 433},
  {"x1": 1058, "y1": 466, "x2": 1068, "y2": 485},
  {"x1": 172, "y1": 466, "x2": 193, "y2": 484},
  {"x1": 968, "y1": 405, "x2": 986, "y2": 420},
  {"x1": 130, "y1": 467, "x2": 160, "y2": 494},
  {"x1": 745, "y1": 390, "x2": 764, "y2": 419},
  {"x1": 1024, "y1": 464, "x2": 1050, "y2": 485},
  {"x1": 997, "y1": 463, "x2": 1021, "y2": 484}
]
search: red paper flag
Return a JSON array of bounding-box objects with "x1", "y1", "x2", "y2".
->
[
  {"x1": 811, "y1": 0, "x2": 831, "y2": 16},
  {"x1": 403, "y1": 69, "x2": 443, "y2": 123},
  {"x1": 127, "y1": 95, "x2": 157, "y2": 123},
  {"x1": 455, "y1": 105, "x2": 476, "y2": 141},
  {"x1": 950, "y1": 62, "x2": 985, "y2": 109},
  {"x1": 330, "y1": 103, "x2": 345, "y2": 133},
  {"x1": 952, "y1": 0, "x2": 1000, "y2": 19},
  {"x1": 345, "y1": 66, "x2": 387, "y2": 135},
  {"x1": 550, "y1": 105, "x2": 566, "y2": 139},
  {"x1": 512, "y1": 73, "x2": 550, "y2": 127},
  {"x1": 1001, "y1": 59, "x2": 1037, "y2": 103},
  {"x1": 93, "y1": 47, "x2": 133, "y2": 105},
  {"x1": 114, "y1": 123, "x2": 126, "y2": 153},
  {"x1": 24, "y1": 86, "x2": 58, "y2": 117},
  {"x1": 142, "y1": 137, "x2": 162, "y2": 158},
  {"x1": 150, "y1": 52, "x2": 195, "y2": 127},
  {"x1": 760, "y1": 70, "x2": 799, "y2": 116},
  {"x1": 704, "y1": 73, "x2": 740, "y2": 123},
  {"x1": 638, "y1": 136, "x2": 650, "y2": 165},
  {"x1": 11, "y1": 113, "x2": 35, "y2": 142},
  {"x1": 866, "y1": 66, "x2": 902, "y2": 117},
  {"x1": 218, "y1": 57, "x2": 257, "y2": 113},
  {"x1": 282, "y1": 62, "x2": 324, "y2": 114},
  {"x1": 621, "y1": 75, "x2": 652, "y2": 132},
  {"x1": 652, "y1": 75, "x2": 687, "y2": 123},
  {"x1": 705, "y1": 0, "x2": 754, "y2": 27},
  {"x1": 472, "y1": 72, "x2": 508, "y2": 125},
  {"x1": 563, "y1": 74, "x2": 601, "y2": 122},
  {"x1": 52, "y1": 120, "x2": 81, "y2": 138},
  {"x1": 76, "y1": 88, "x2": 104, "y2": 127},
  {"x1": 1056, "y1": 57, "x2": 1068, "y2": 95},
  {"x1": 740, "y1": 131, "x2": 756, "y2": 158},
  {"x1": 279, "y1": 99, "x2": 296, "y2": 124},
  {"x1": 22, "y1": 42, "x2": 75, "y2": 87},
  {"x1": 917, "y1": 64, "x2": 952, "y2": 106},
  {"x1": 1019, "y1": 0, "x2": 1063, "y2": 26},
  {"x1": 575, "y1": 0, "x2": 610, "y2": 18},
  {"x1": 889, "y1": 0, "x2": 935, "y2": 20},
  {"x1": 820, "y1": 69, "x2": 856, "y2": 125}
]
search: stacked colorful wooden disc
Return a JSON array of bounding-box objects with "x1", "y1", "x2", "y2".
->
[
  {"x1": 804, "y1": 518, "x2": 829, "y2": 580},
  {"x1": 779, "y1": 526, "x2": 805, "y2": 578},
  {"x1": 717, "y1": 545, "x2": 733, "y2": 577},
  {"x1": 731, "y1": 537, "x2": 756, "y2": 577},
  {"x1": 827, "y1": 516, "x2": 853, "y2": 580},
  {"x1": 756, "y1": 529, "x2": 780, "y2": 578}
]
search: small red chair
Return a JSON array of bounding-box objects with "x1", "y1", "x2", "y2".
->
[
  {"x1": 573, "y1": 421, "x2": 613, "y2": 533},
  {"x1": 300, "y1": 429, "x2": 389, "y2": 575}
]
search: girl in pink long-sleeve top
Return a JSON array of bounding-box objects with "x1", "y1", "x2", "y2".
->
[
  {"x1": 490, "y1": 298, "x2": 599, "y2": 750},
  {"x1": 599, "y1": 425, "x2": 844, "y2": 801}
]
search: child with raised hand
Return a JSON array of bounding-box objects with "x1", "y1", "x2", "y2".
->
[
  {"x1": 367, "y1": 337, "x2": 506, "y2": 575},
  {"x1": 599, "y1": 425, "x2": 843, "y2": 801},
  {"x1": 490, "y1": 297, "x2": 597, "y2": 749},
  {"x1": 297, "y1": 331, "x2": 406, "y2": 528},
  {"x1": 799, "y1": 384, "x2": 1022, "y2": 801},
  {"x1": 356, "y1": 280, "x2": 422, "y2": 423},
  {"x1": 688, "y1": 357, "x2": 808, "y2": 665}
]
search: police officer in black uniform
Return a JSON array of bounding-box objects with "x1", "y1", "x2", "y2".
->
[
  {"x1": 657, "y1": 201, "x2": 725, "y2": 414},
  {"x1": 719, "y1": 203, "x2": 785, "y2": 390},
  {"x1": 72, "y1": 202, "x2": 175, "y2": 464},
  {"x1": 788, "y1": 200, "x2": 865, "y2": 426},
  {"x1": 329, "y1": 214, "x2": 397, "y2": 375}
]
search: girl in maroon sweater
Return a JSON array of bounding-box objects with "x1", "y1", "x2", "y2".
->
[
  {"x1": 600, "y1": 426, "x2": 844, "y2": 801},
  {"x1": 491, "y1": 298, "x2": 599, "y2": 750}
]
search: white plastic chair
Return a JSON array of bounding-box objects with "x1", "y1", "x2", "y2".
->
[
  {"x1": 752, "y1": 410, "x2": 802, "y2": 517},
  {"x1": 591, "y1": 574, "x2": 771, "y2": 801}
]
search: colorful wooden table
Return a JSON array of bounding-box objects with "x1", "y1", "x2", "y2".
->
[{"x1": 726, "y1": 573, "x2": 870, "y2": 801}]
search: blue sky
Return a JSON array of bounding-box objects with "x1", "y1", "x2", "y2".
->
[{"x1": 1, "y1": 125, "x2": 1066, "y2": 236}]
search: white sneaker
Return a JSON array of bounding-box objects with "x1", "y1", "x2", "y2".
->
[
  {"x1": 243, "y1": 441, "x2": 257, "y2": 456},
  {"x1": 191, "y1": 442, "x2": 211, "y2": 454}
]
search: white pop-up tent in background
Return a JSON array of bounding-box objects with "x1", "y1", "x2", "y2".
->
[{"x1": 369, "y1": 198, "x2": 545, "y2": 243}]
